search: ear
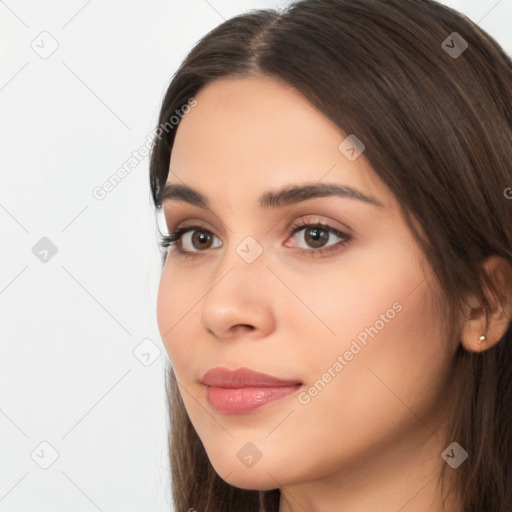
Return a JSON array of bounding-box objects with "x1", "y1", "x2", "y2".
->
[{"x1": 460, "y1": 254, "x2": 512, "y2": 353}]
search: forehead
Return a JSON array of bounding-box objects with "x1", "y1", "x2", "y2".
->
[
  {"x1": 166, "y1": 75, "x2": 390, "y2": 209},
  {"x1": 171, "y1": 75, "x2": 342, "y2": 167}
]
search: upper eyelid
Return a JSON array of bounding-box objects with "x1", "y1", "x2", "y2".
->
[
  {"x1": 165, "y1": 211, "x2": 352, "y2": 233},
  {"x1": 162, "y1": 201, "x2": 355, "y2": 228},
  {"x1": 163, "y1": 214, "x2": 230, "y2": 238}
]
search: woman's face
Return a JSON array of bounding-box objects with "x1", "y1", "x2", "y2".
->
[{"x1": 156, "y1": 75, "x2": 458, "y2": 492}]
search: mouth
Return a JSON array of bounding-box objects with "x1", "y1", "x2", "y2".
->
[{"x1": 200, "y1": 366, "x2": 303, "y2": 415}]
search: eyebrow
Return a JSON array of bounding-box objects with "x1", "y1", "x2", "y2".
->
[{"x1": 159, "y1": 182, "x2": 384, "y2": 210}]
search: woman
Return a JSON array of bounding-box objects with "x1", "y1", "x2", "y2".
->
[{"x1": 149, "y1": 0, "x2": 512, "y2": 510}]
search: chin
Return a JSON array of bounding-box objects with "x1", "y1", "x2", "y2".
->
[
  {"x1": 221, "y1": 470, "x2": 281, "y2": 492},
  {"x1": 205, "y1": 448, "x2": 296, "y2": 491}
]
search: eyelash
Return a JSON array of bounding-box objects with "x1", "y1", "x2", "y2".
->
[{"x1": 158, "y1": 218, "x2": 352, "y2": 259}]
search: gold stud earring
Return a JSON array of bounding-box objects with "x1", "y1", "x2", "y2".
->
[{"x1": 478, "y1": 335, "x2": 486, "y2": 343}]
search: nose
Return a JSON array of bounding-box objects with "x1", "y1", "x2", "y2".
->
[{"x1": 200, "y1": 243, "x2": 276, "y2": 341}]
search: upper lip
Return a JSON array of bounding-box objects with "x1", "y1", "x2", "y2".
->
[{"x1": 200, "y1": 367, "x2": 302, "y2": 388}]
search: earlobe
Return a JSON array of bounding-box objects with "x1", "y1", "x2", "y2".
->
[
  {"x1": 460, "y1": 300, "x2": 490, "y2": 353},
  {"x1": 459, "y1": 254, "x2": 512, "y2": 354}
]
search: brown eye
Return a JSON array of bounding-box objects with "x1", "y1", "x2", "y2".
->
[
  {"x1": 158, "y1": 225, "x2": 221, "y2": 254},
  {"x1": 190, "y1": 230, "x2": 214, "y2": 250},
  {"x1": 173, "y1": 227, "x2": 222, "y2": 254},
  {"x1": 303, "y1": 226, "x2": 330, "y2": 248},
  {"x1": 287, "y1": 221, "x2": 352, "y2": 256}
]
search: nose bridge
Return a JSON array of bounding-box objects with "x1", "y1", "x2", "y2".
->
[
  {"x1": 200, "y1": 231, "x2": 274, "y2": 338},
  {"x1": 211, "y1": 232, "x2": 268, "y2": 300}
]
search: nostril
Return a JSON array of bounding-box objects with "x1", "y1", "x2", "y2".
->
[{"x1": 236, "y1": 324, "x2": 255, "y2": 331}]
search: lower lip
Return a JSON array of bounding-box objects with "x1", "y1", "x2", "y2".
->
[{"x1": 205, "y1": 385, "x2": 302, "y2": 414}]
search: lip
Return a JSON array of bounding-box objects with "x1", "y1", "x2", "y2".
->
[
  {"x1": 201, "y1": 367, "x2": 302, "y2": 388},
  {"x1": 200, "y1": 367, "x2": 303, "y2": 415}
]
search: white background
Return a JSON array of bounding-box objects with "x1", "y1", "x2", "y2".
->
[{"x1": 1, "y1": 1, "x2": 511, "y2": 511}]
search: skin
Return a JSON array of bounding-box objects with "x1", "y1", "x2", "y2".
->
[{"x1": 155, "y1": 75, "x2": 504, "y2": 511}]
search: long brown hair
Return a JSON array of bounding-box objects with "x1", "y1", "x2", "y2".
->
[{"x1": 149, "y1": 1, "x2": 512, "y2": 510}]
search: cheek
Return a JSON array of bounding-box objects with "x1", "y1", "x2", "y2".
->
[
  {"x1": 156, "y1": 263, "x2": 191, "y2": 364},
  {"x1": 156, "y1": 262, "x2": 213, "y2": 385},
  {"x1": 274, "y1": 239, "x2": 425, "y2": 349},
  {"x1": 269, "y1": 287, "x2": 450, "y2": 484},
  {"x1": 286, "y1": 246, "x2": 449, "y2": 426}
]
